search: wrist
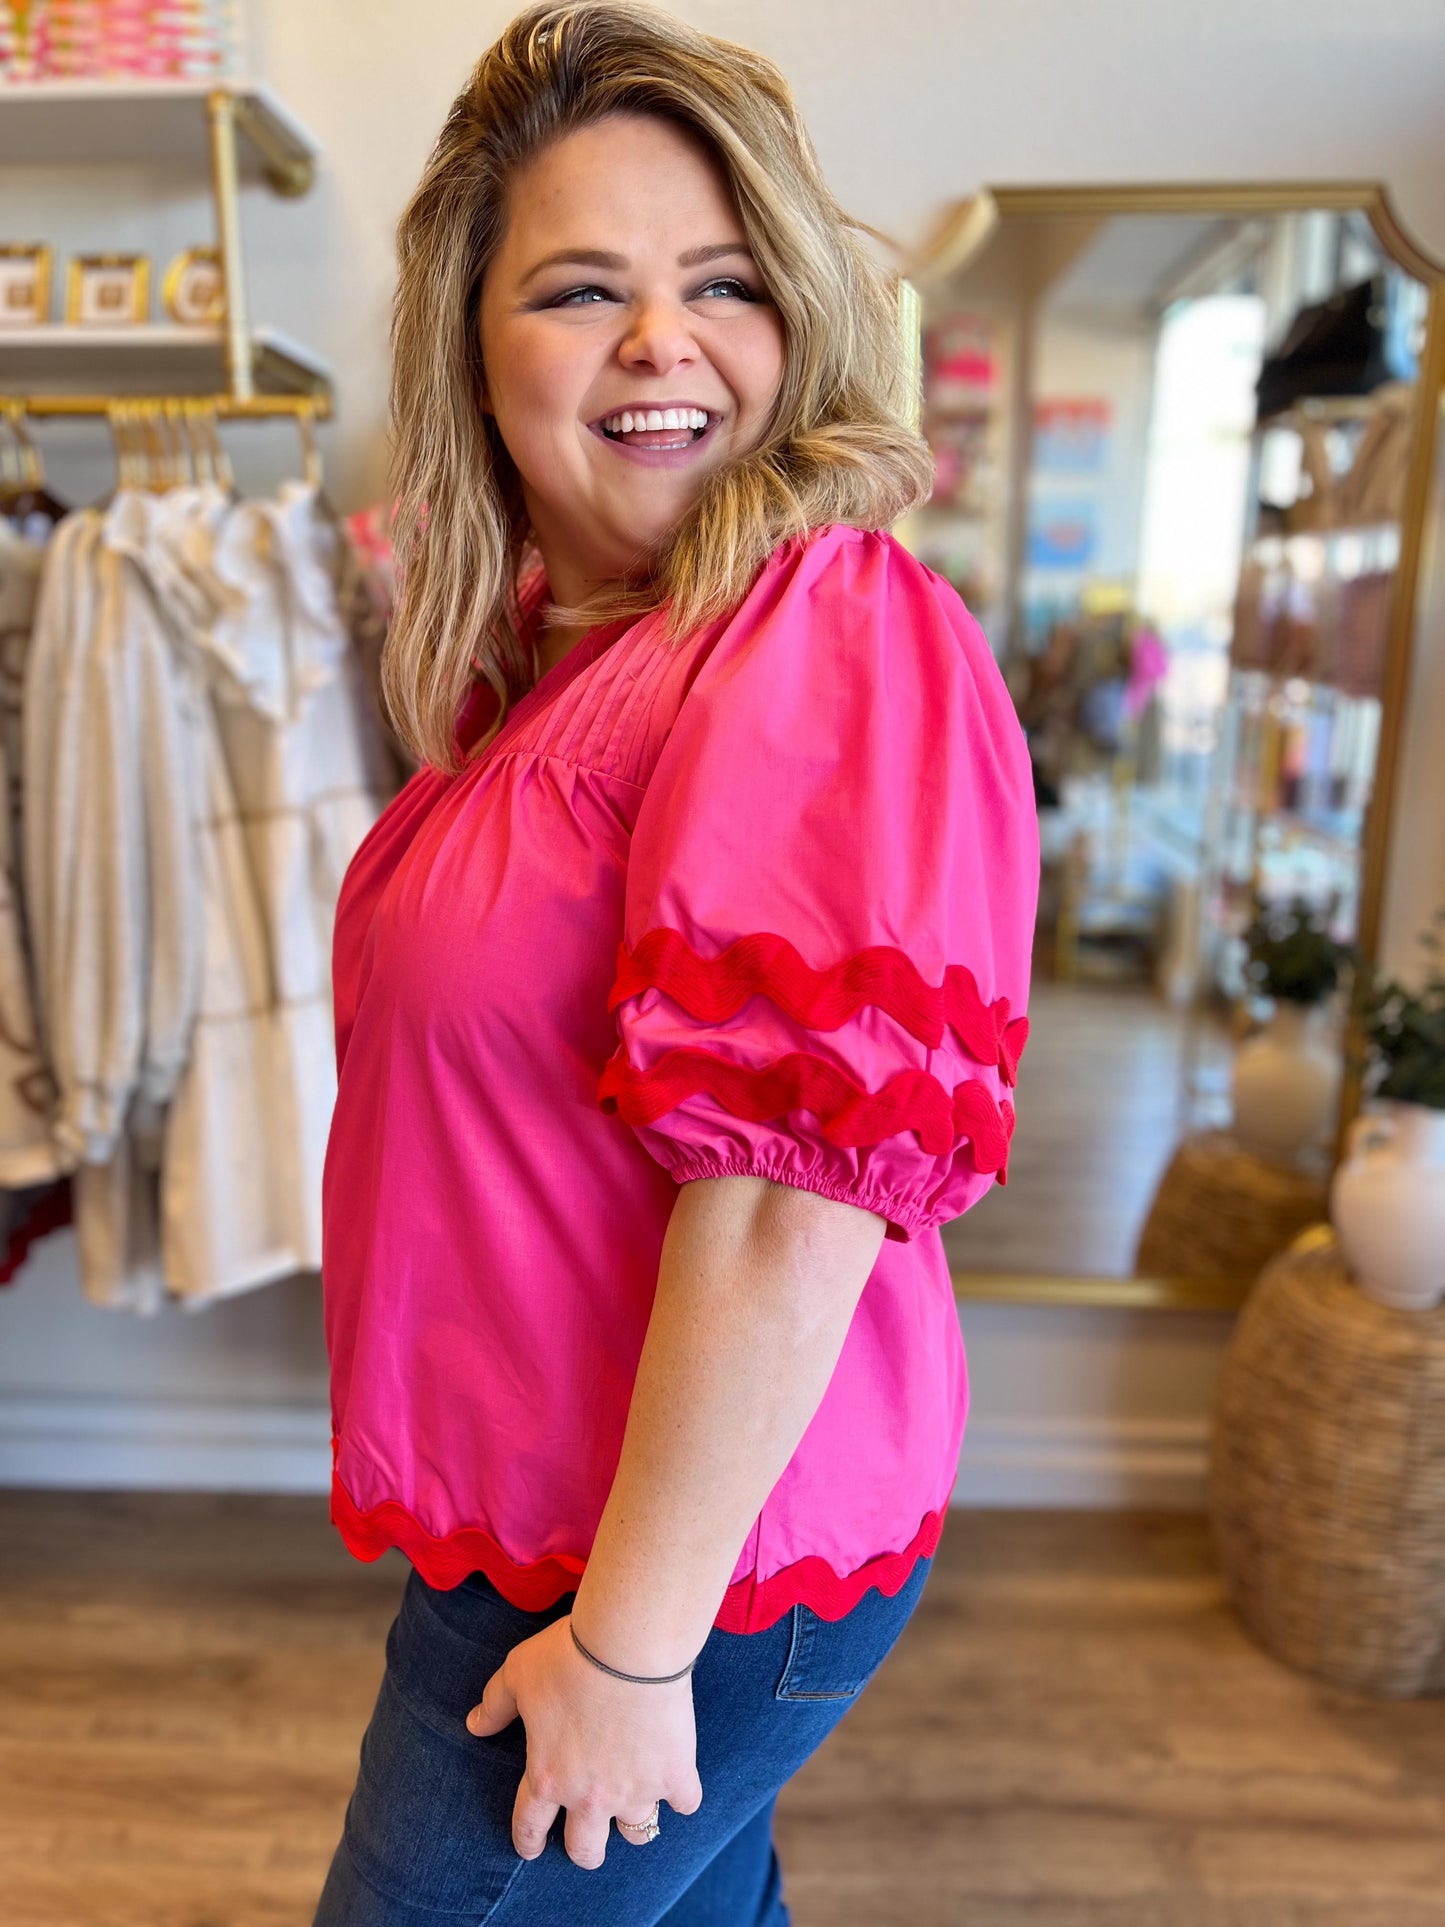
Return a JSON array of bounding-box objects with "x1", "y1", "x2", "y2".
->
[
  {"x1": 567, "y1": 1614, "x2": 698, "y2": 1684},
  {"x1": 569, "y1": 1581, "x2": 708, "y2": 1680}
]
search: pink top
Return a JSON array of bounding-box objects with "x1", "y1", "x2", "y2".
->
[{"x1": 322, "y1": 522, "x2": 1039, "y2": 1633}]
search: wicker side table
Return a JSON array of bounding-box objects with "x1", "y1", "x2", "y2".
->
[
  {"x1": 1134, "y1": 1129, "x2": 1327, "y2": 1282},
  {"x1": 1208, "y1": 1229, "x2": 1445, "y2": 1697}
]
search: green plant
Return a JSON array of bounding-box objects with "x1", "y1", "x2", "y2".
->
[
  {"x1": 1242, "y1": 896, "x2": 1351, "y2": 1008},
  {"x1": 1362, "y1": 909, "x2": 1445, "y2": 1110}
]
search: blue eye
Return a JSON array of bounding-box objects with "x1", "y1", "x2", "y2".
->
[
  {"x1": 548, "y1": 277, "x2": 760, "y2": 308},
  {"x1": 553, "y1": 285, "x2": 610, "y2": 306}
]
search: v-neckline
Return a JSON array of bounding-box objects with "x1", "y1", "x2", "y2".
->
[
  {"x1": 508, "y1": 617, "x2": 625, "y2": 732},
  {"x1": 458, "y1": 611, "x2": 633, "y2": 768}
]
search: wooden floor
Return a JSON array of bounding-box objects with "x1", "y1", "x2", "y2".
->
[{"x1": 3, "y1": 1493, "x2": 1443, "y2": 1926}]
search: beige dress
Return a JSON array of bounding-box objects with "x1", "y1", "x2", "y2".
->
[
  {"x1": 22, "y1": 485, "x2": 393, "y2": 1312},
  {"x1": 0, "y1": 520, "x2": 66, "y2": 1188}
]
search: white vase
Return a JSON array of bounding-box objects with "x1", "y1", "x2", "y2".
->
[
  {"x1": 1231, "y1": 1002, "x2": 1341, "y2": 1165},
  {"x1": 1330, "y1": 1102, "x2": 1445, "y2": 1312}
]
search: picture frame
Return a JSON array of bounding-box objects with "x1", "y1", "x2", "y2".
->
[
  {"x1": 162, "y1": 246, "x2": 226, "y2": 326},
  {"x1": 0, "y1": 244, "x2": 52, "y2": 327},
  {"x1": 66, "y1": 252, "x2": 150, "y2": 326}
]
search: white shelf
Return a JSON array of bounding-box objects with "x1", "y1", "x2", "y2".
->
[
  {"x1": 0, "y1": 323, "x2": 332, "y2": 399},
  {"x1": 0, "y1": 79, "x2": 319, "y2": 193}
]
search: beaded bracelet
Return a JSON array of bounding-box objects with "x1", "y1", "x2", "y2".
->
[{"x1": 569, "y1": 1619, "x2": 699, "y2": 1684}]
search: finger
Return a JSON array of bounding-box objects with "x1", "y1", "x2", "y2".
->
[
  {"x1": 466, "y1": 1667, "x2": 517, "y2": 1738},
  {"x1": 564, "y1": 1804, "x2": 612, "y2": 1871},
  {"x1": 667, "y1": 1772, "x2": 703, "y2": 1817},
  {"x1": 511, "y1": 1770, "x2": 559, "y2": 1861},
  {"x1": 615, "y1": 1808, "x2": 658, "y2": 1849}
]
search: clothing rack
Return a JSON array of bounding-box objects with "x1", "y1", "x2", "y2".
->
[{"x1": 1, "y1": 393, "x2": 329, "y2": 494}]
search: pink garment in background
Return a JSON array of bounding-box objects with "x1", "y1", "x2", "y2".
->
[
  {"x1": 1125, "y1": 624, "x2": 1169, "y2": 719},
  {"x1": 321, "y1": 522, "x2": 1040, "y2": 1632}
]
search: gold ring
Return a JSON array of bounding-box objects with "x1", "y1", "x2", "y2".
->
[{"x1": 616, "y1": 1800, "x2": 661, "y2": 1842}]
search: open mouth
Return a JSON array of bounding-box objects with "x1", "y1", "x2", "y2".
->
[{"x1": 592, "y1": 409, "x2": 720, "y2": 450}]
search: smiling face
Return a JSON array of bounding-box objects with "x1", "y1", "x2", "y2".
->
[{"x1": 478, "y1": 112, "x2": 787, "y2": 615}]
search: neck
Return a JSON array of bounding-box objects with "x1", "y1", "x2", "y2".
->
[{"x1": 535, "y1": 620, "x2": 592, "y2": 678}]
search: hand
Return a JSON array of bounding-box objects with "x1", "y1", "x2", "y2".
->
[{"x1": 466, "y1": 1614, "x2": 704, "y2": 1870}]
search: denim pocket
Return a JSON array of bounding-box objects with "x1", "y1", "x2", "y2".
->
[
  {"x1": 774, "y1": 1604, "x2": 870, "y2": 1700},
  {"x1": 773, "y1": 1555, "x2": 932, "y2": 1703}
]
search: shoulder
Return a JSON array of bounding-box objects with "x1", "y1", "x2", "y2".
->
[
  {"x1": 653, "y1": 520, "x2": 1029, "y2": 800},
  {"x1": 756, "y1": 519, "x2": 934, "y2": 594},
  {"x1": 737, "y1": 522, "x2": 988, "y2": 664},
  {"x1": 709, "y1": 521, "x2": 1009, "y2": 732}
]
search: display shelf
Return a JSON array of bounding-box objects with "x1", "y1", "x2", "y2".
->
[
  {"x1": 0, "y1": 323, "x2": 332, "y2": 399},
  {"x1": 0, "y1": 79, "x2": 318, "y2": 194},
  {"x1": 1257, "y1": 393, "x2": 1388, "y2": 429},
  {"x1": 1192, "y1": 379, "x2": 1393, "y2": 1027},
  {"x1": 1247, "y1": 521, "x2": 1402, "y2": 557}
]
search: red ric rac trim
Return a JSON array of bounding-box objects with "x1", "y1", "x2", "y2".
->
[
  {"x1": 332, "y1": 1473, "x2": 588, "y2": 1602},
  {"x1": 329, "y1": 1463, "x2": 944, "y2": 1634},
  {"x1": 598, "y1": 1043, "x2": 1015, "y2": 1179},
  {"x1": 609, "y1": 929, "x2": 1029, "y2": 1085}
]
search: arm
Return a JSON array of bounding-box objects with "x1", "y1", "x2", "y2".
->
[
  {"x1": 574, "y1": 1170, "x2": 887, "y2": 1671},
  {"x1": 466, "y1": 1173, "x2": 886, "y2": 1869}
]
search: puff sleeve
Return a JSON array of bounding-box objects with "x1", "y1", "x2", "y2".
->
[{"x1": 598, "y1": 524, "x2": 1040, "y2": 1243}]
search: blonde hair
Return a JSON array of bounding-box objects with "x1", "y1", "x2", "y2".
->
[{"x1": 385, "y1": 0, "x2": 933, "y2": 774}]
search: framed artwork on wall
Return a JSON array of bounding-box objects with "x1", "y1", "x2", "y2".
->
[
  {"x1": 66, "y1": 253, "x2": 151, "y2": 326},
  {"x1": 162, "y1": 246, "x2": 226, "y2": 326},
  {"x1": 0, "y1": 244, "x2": 52, "y2": 326}
]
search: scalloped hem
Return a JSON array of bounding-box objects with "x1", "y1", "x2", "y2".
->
[{"x1": 329, "y1": 1470, "x2": 946, "y2": 1635}]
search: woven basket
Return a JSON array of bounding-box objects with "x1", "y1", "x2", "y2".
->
[
  {"x1": 1135, "y1": 1129, "x2": 1327, "y2": 1282},
  {"x1": 1208, "y1": 1229, "x2": 1445, "y2": 1697}
]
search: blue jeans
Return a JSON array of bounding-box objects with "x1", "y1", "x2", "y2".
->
[{"x1": 312, "y1": 1551, "x2": 933, "y2": 1925}]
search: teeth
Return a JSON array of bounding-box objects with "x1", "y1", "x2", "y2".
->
[{"x1": 600, "y1": 407, "x2": 709, "y2": 435}]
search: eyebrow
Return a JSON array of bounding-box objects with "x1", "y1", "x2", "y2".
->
[{"x1": 518, "y1": 242, "x2": 754, "y2": 289}]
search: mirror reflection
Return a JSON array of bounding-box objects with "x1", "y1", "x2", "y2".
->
[{"x1": 901, "y1": 199, "x2": 1433, "y2": 1285}]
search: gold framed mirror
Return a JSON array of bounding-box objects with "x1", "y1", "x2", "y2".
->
[{"x1": 897, "y1": 184, "x2": 1445, "y2": 1310}]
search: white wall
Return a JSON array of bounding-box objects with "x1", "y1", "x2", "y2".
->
[{"x1": 4, "y1": 0, "x2": 1444, "y2": 1503}]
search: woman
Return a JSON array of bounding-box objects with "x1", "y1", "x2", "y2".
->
[{"x1": 313, "y1": 3, "x2": 1038, "y2": 1921}]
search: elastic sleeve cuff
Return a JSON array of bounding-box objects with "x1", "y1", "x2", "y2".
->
[{"x1": 664, "y1": 1154, "x2": 926, "y2": 1243}]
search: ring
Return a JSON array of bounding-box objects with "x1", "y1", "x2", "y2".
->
[{"x1": 616, "y1": 1800, "x2": 661, "y2": 1843}]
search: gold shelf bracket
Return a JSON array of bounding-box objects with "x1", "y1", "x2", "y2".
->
[
  {"x1": 232, "y1": 94, "x2": 315, "y2": 199},
  {"x1": 206, "y1": 88, "x2": 254, "y2": 404}
]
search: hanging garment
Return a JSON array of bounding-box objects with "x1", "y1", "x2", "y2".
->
[
  {"x1": 25, "y1": 493, "x2": 213, "y2": 1310},
  {"x1": 22, "y1": 507, "x2": 112, "y2": 1164},
  {"x1": 22, "y1": 482, "x2": 390, "y2": 1311},
  {"x1": 0, "y1": 520, "x2": 66, "y2": 1187},
  {"x1": 24, "y1": 504, "x2": 171, "y2": 1302},
  {"x1": 0, "y1": 1180, "x2": 74, "y2": 1284},
  {"x1": 336, "y1": 511, "x2": 414, "y2": 791},
  {"x1": 92, "y1": 483, "x2": 293, "y2": 1308},
  {"x1": 0, "y1": 519, "x2": 75, "y2": 1287},
  {"x1": 149, "y1": 477, "x2": 391, "y2": 1284}
]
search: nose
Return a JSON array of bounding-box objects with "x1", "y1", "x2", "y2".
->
[{"x1": 618, "y1": 293, "x2": 699, "y2": 376}]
